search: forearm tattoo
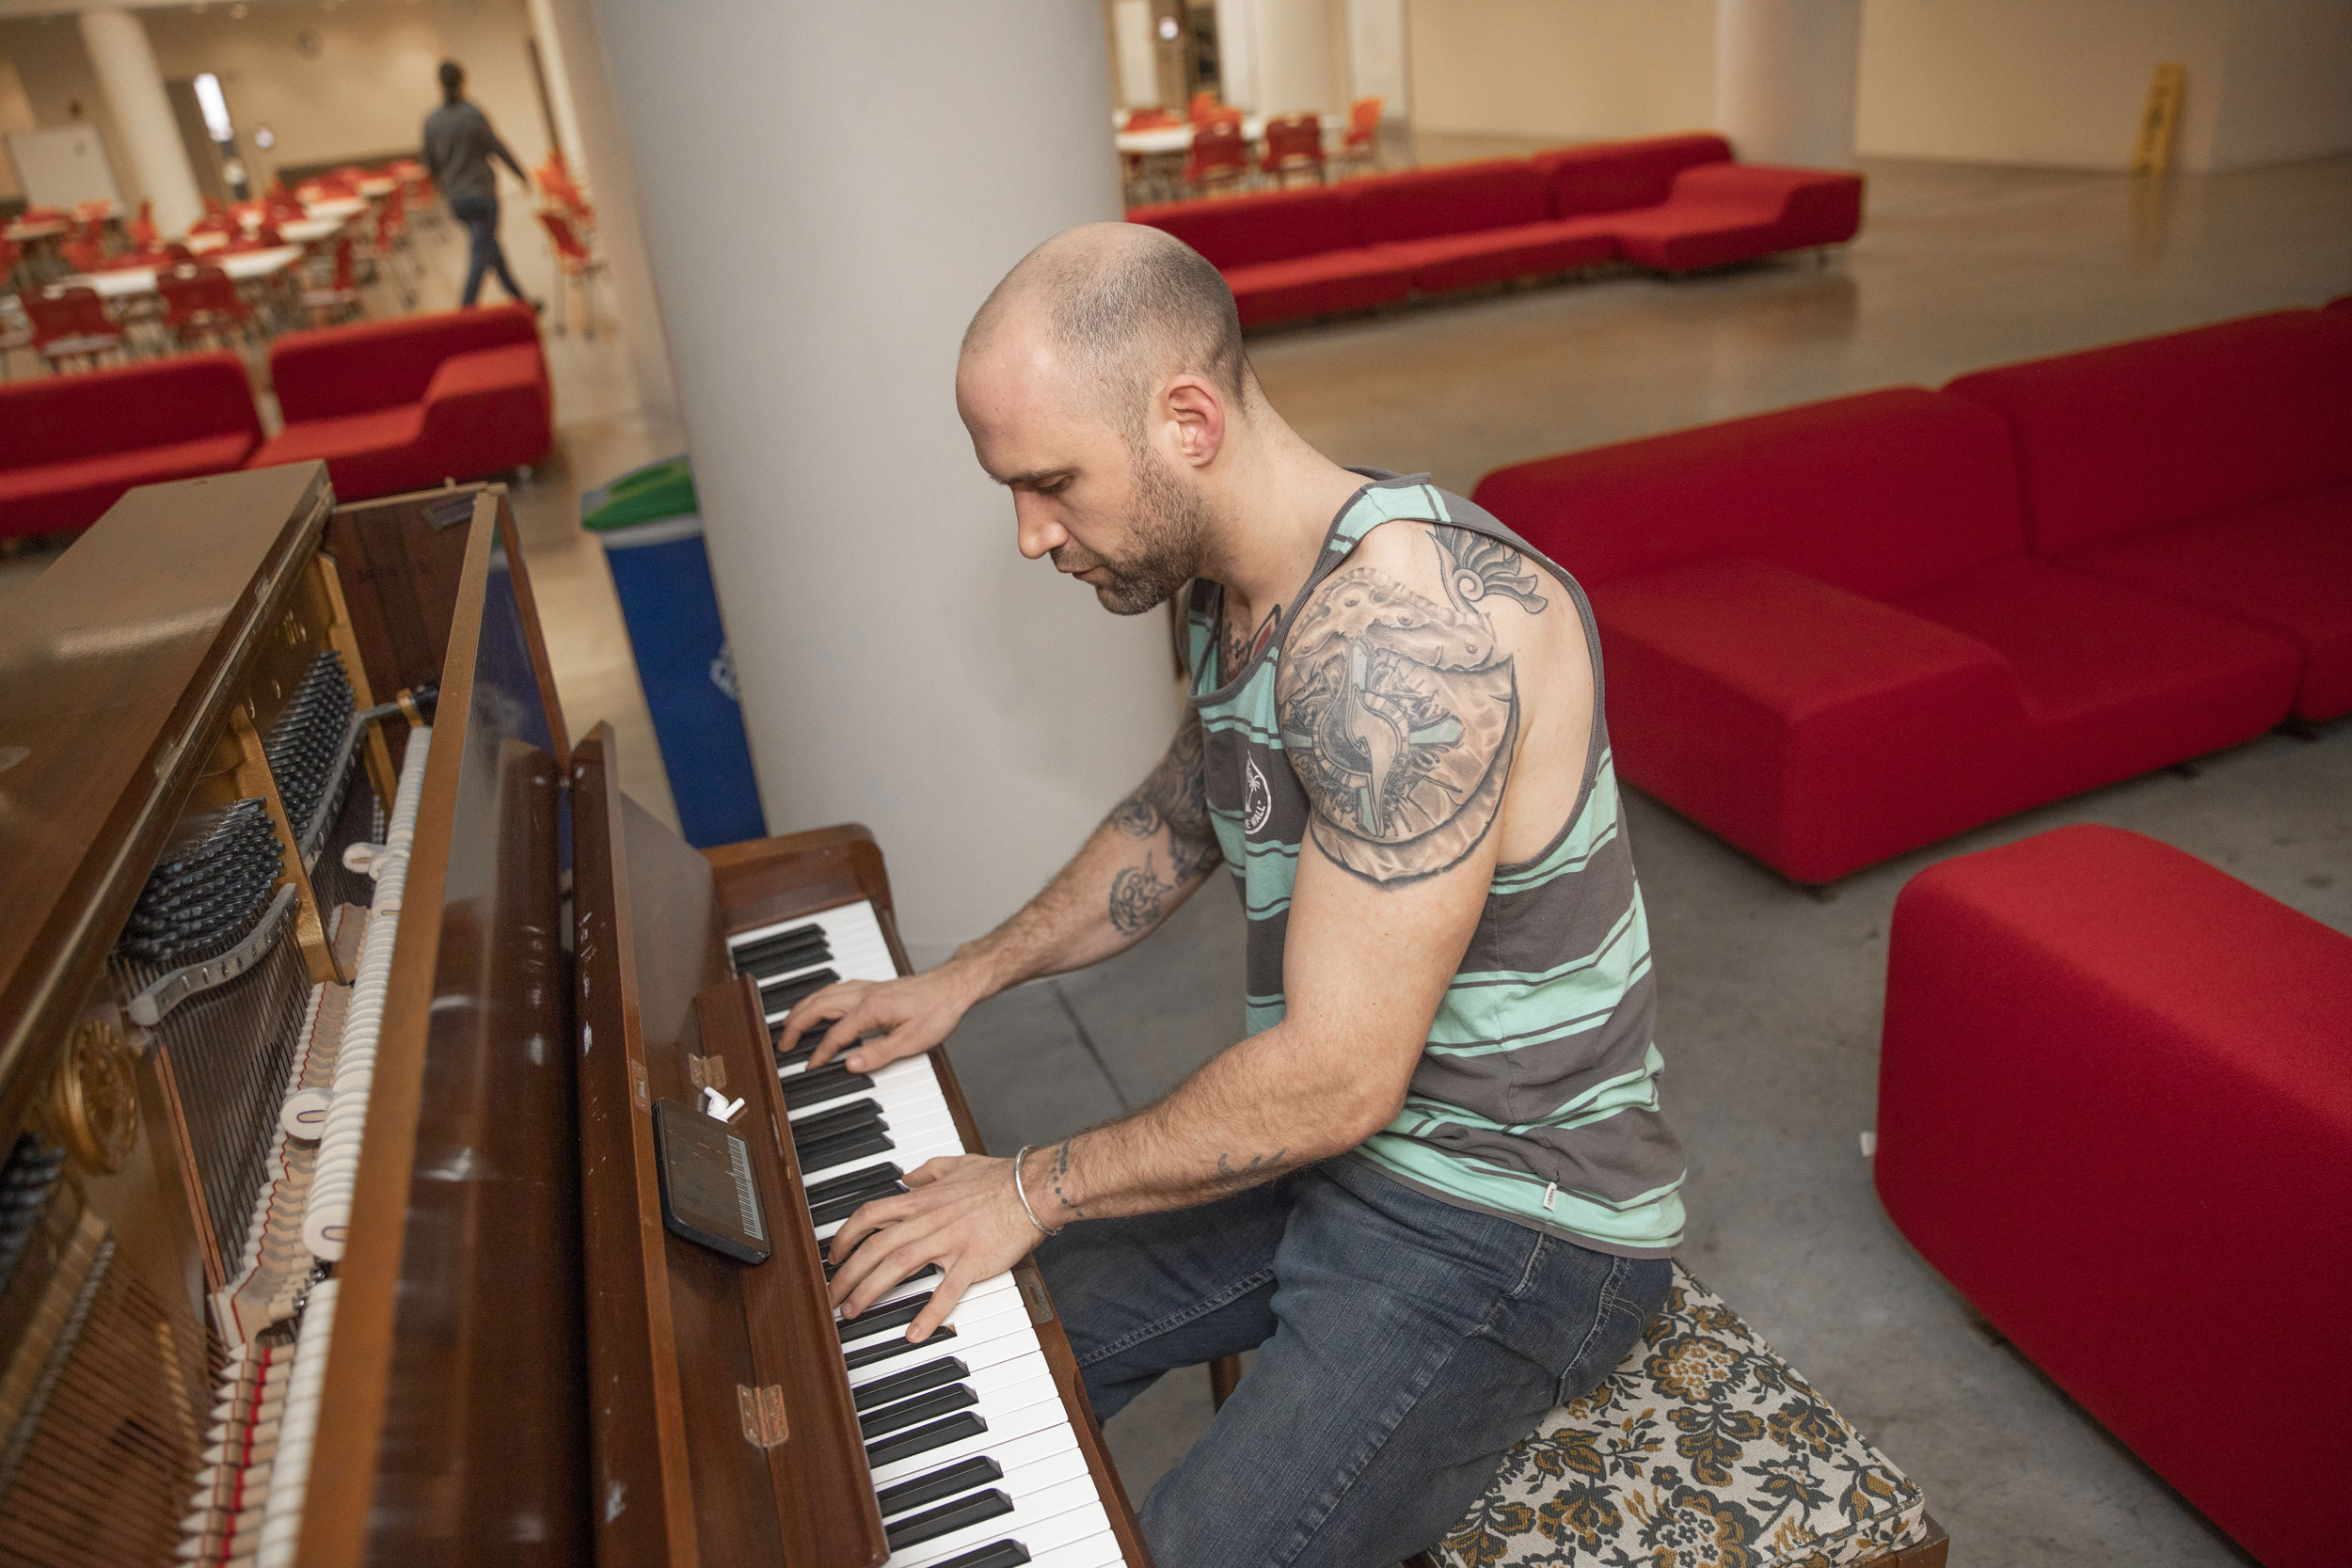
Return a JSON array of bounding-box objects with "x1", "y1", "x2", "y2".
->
[
  {"x1": 1276, "y1": 527, "x2": 1547, "y2": 884},
  {"x1": 1107, "y1": 716, "x2": 1221, "y2": 890},
  {"x1": 1108, "y1": 854, "x2": 1177, "y2": 935}
]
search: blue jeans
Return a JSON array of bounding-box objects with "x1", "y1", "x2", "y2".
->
[
  {"x1": 1034, "y1": 1158, "x2": 1671, "y2": 1568},
  {"x1": 448, "y1": 193, "x2": 525, "y2": 306}
]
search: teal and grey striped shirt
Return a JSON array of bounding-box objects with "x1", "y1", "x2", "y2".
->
[{"x1": 1186, "y1": 470, "x2": 1684, "y2": 1258}]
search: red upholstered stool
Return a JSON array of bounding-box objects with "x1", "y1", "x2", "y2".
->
[{"x1": 1876, "y1": 825, "x2": 2352, "y2": 1568}]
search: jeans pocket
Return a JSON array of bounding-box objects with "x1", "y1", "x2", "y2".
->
[{"x1": 1552, "y1": 1255, "x2": 1671, "y2": 1407}]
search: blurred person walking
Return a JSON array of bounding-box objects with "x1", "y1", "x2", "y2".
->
[{"x1": 422, "y1": 61, "x2": 541, "y2": 311}]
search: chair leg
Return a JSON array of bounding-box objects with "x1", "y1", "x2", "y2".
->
[{"x1": 1207, "y1": 1354, "x2": 1242, "y2": 1410}]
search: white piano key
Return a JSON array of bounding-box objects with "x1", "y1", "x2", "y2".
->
[
  {"x1": 1022, "y1": 1528, "x2": 1127, "y2": 1568},
  {"x1": 890, "y1": 1487, "x2": 1112, "y2": 1568},
  {"x1": 850, "y1": 1319, "x2": 1043, "y2": 1389},
  {"x1": 866, "y1": 1385, "x2": 1077, "y2": 1489}
]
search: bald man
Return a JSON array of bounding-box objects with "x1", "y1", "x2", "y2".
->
[{"x1": 787, "y1": 224, "x2": 1684, "y2": 1568}]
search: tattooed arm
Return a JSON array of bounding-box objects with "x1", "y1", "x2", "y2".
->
[
  {"x1": 778, "y1": 714, "x2": 1221, "y2": 1071},
  {"x1": 825, "y1": 523, "x2": 1561, "y2": 1338}
]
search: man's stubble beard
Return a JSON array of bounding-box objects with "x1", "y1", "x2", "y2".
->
[{"x1": 1067, "y1": 438, "x2": 1212, "y2": 616}]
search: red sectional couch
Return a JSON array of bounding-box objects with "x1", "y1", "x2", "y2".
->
[
  {"x1": 1876, "y1": 824, "x2": 2352, "y2": 1568},
  {"x1": 0, "y1": 353, "x2": 262, "y2": 538},
  {"x1": 1130, "y1": 134, "x2": 1862, "y2": 328},
  {"x1": 1472, "y1": 309, "x2": 2347, "y2": 884},
  {"x1": 247, "y1": 303, "x2": 552, "y2": 499}
]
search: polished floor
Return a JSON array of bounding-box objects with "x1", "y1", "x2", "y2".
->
[{"x1": 9, "y1": 151, "x2": 2346, "y2": 1566}]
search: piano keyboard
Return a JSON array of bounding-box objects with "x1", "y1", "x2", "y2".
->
[{"x1": 727, "y1": 904, "x2": 1123, "y2": 1568}]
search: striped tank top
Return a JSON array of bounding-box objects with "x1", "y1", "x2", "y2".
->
[{"x1": 1186, "y1": 471, "x2": 1685, "y2": 1258}]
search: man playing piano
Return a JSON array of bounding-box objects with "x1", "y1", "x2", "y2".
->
[{"x1": 789, "y1": 223, "x2": 1685, "y2": 1568}]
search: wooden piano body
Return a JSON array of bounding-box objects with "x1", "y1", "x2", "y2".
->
[{"x1": 0, "y1": 465, "x2": 1149, "y2": 1568}]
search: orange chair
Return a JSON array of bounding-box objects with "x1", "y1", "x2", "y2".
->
[
  {"x1": 126, "y1": 198, "x2": 159, "y2": 248},
  {"x1": 157, "y1": 264, "x2": 255, "y2": 349},
  {"x1": 73, "y1": 198, "x2": 114, "y2": 224},
  {"x1": 1184, "y1": 119, "x2": 1251, "y2": 196},
  {"x1": 1336, "y1": 95, "x2": 1385, "y2": 176},
  {"x1": 536, "y1": 207, "x2": 607, "y2": 339},
  {"x1": 59, "y1": 232, "x2": 106, "y2": 275},
  {"x1": 25, "y1": 286, "x2": 124, "y2": 371},
  {"x1": 1123, "y1": 107, "x2": 1181, "y2": 131},
  {"x1": 1260, "y1": 112, "x2": 1327, "y2": 185},
  {"x1": 354, "y1": 200, "x2": 418, "y2": 310}
]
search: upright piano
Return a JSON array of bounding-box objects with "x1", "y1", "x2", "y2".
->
[{"x1": 0, "y1": 465, "x2": 1152, "y2": 1568}]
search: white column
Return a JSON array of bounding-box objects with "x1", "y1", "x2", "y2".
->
[
  {"x1": 1714, "y1": 0, "x2": 1862, "y2": 166},
  {"x1": 523, "y1": 0, "x2": 588, "y2": 170},
  {"x1": 1250, "y1": 0, "x2": 1343, "y2": 117},
  {"x1": 530, "y1": 0, "x2": 681, "y2": 417},
  {"x1": 76, "y1": 7, "x2": 203, "y2": 236},
  {"x1": 583, "y1": 0, "x2": 1180, "y2": 958}
]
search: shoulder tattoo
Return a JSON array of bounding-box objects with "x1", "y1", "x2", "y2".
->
[{"x1": 1275, "y1": 528, "x2": 1545, "y2": 884}]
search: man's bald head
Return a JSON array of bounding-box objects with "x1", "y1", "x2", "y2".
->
[{"x1": 963, "y1": 222, "x2": 1252, "y2": 437}]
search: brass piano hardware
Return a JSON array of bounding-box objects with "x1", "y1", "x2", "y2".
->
[
  {"x1": 1017, "y1": 1266, "x2": 1057, "y2": 1325},
  {"x1": 227, "y1": 705, "x2": 342, "y2": 986},
  {"x1": 688, "y1": 1053, "x2": 726, "y2": 1091},
  {"x1": 629, "y1": 1057, "x2": 650, "y2": 1110},
  {"x1": 737, "y1": 1383, "x2": 789, "y2": 1449},
  {"x1": 42, "y1": 1018, "x2": 139, "y2": 1175},
  {"x1": 311, "y1": 552, "x2": 399, "y2": 815}
]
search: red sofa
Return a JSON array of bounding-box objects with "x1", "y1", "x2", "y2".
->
[
  {"x1": 247, "y1": 303, "x2": 552, "y2": 499},
  {"x1": 1472, "y1": 309, "x2": 2347, "y2": 883},
  {"x1": 1947, "y1": 310, "x2": 2352, "y2": 721},
  {"x1": 1876, "y1": 824, "x2": 2352, "y2": 1568},
  {"x1": 1130, "y1": 134, "x2": 1862, "y2": 328},
  {"x1": 0, "y1": 353, "x2": 262, "y2": 537}
]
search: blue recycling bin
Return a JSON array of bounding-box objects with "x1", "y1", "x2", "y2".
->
[{"x1": 584, "y1": 457, "x2": 767, "y2": 848}]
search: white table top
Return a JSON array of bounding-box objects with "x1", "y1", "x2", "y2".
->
[
  {"x1": 296, "y1": 197, "x2": 366, "y2": 221},
  {"x1": 355, "y1": 176, "x2": 396, "y2": 197},
  {"x1": 4, "y1": 219, "x2": 70, "y2": 243},
  {"x1": 63, "y1": 245, "x2": 304, "y2": 298},
  {"x1": 1114, "y1": 113, "x2": 1343, "y2": 155}
]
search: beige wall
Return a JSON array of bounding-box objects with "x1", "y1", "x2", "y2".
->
[
  {"x1": 1405, "y1": 0, "x2": 1714, "y2": 143},
  {"x1": 0, "y1": 45, "x2": 40, "y2": 198},
  {"x1": 0, "y1": 0, "x2": 548, "y2": 212},
  {"x1": 1856, "y1": 0, "x2": 2352, "y2": 172}
]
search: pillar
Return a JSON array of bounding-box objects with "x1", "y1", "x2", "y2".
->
[
  {"x1": 1714, "y1": 0, "x2": 1862, "y2": 166},
  {"x1": 1217, "y1": 0, "x2": 1343, "y2": 115},
  {"x1": 582, "y1": 0, "x2": 1180, "y2": 958},
  {"x1": 528, "y1": 0, "x2": 681, "y2": 417},
  {"x1": 76, "y1": 7, "x2": 203, "y2": 237}
]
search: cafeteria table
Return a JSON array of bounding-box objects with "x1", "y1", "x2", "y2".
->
[{"x1": 62, "y1": 244, "x2": 305, "y2": 299}]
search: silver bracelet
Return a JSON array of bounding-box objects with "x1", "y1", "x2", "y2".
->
[{"x1": 1012, "y1": 1145, "x2": 1063, "y2": 1237}]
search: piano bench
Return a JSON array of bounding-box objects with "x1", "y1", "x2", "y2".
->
[{"x1": 1212, "y1": 1264, "x2": 1947, "y2": 1568}]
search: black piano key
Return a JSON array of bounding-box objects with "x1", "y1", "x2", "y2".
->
[
  {"x1": 811, "y1": 1181, "x2": 908, "y2": 1229},
  {"x1": 860, "y1": 1382, "x2": 978, "y2": 1441},
  {"x1": 729, "y1": 922, "x2": 827, "y2": 971},
  {"x1": 866, "y1": 1410, "x2": 988, "y2": 1470},
  {"x1": 877, "y1": 1454, "x2": 1003, "y2": 1519},
  {"x1": 843, "y1": 1323, "x2": 955, "y2": 1371},
  {"x1": 839, "y1": 1291, "x2": 934, "y2": 1344},
  {"x1": 805, "y1": 1163, "x2": 904, "y2": 1209},
  {"x1": 854, "y1": 1354, "x2": 970, "y2": 1415},
  {"x1": 795, "y1": 1126, "x2": 893, "y2": 1174},
  {"x1": 791, "y1": 1098, "x2": 883, "y2": 1148},
  {"x1": 930, "y1": 1540, "x2": 1031, "y2": 1568},
  {"x1": 885, "y1": 1488, "x2": 1016, "y2": 1552},
  {"x1": 761, "y1": 968, "x2": 841, "y2": 1013},
  {"x1": 783, "y1": 1067, "x2": 874, "y2": 1113},
  {"x1": 746, "y1": 940, "x2": 832, "y2": 981}
]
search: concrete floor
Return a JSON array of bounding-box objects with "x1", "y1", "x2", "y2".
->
[{"x1": 7, "y1": 151, "x2": 2343, "y2": 1566}]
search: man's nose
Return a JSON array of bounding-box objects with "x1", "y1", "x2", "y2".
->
[{"x1": 1013, "y1": 497, "x2": 1066, "y2": 562}]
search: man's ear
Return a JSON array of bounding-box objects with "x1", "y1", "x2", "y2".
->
[{"x1": 1160, "y1": 375, "x2": 1227, "y2": 468}]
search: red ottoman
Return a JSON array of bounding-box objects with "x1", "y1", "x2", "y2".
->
[{"x1": 1876, "y1": 825, "x2": 2352, "y2": 1568}]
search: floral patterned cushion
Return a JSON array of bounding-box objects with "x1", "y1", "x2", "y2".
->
[{"x1": 1428, "y1": 1265, "x2": 1929, "y2": 1568}]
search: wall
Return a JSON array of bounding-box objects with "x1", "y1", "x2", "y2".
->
[
  {"x1": 1213, "y1": 0, "x2": 1347, "y2": 113},
  {"x1": 0, "y1": 45, "x2": 37, "y2": 197},
  {"x1": 1856, "y1": 0, "x2": 2352, "y2": 172},
  {"x1": 1346, "y1": 0, "x2": 1407, "y2": 116},
  {"x1": 1405, "y1": 0, "x2": 1715, "y2": 142},
  {"x1": 0, "y1": 0, "x2": 548, "y2": 210}
]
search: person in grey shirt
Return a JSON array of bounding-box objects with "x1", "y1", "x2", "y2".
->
[{"x1": 422, "y1": 60, "x2": 539, "y2": 310}]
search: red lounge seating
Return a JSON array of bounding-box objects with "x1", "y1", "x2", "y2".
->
[
  {"x1": 1472, "y1": 319, "x2": 2326, "y2": 881},
  {"x1": 0, "y1": 353, "x2": 262, "y2": 537},
  {"x1": 247, "y1": 303, "x2": 552, "y2": 499},
  {"x1": 1128, "y1": 133, "x2": 1864, "y2": 328},
  {"x1": 1876, "y1": 824, "x2": 2352, "y2": 1568},
  {"x1": 1947, "y1": 309, "x2": 2352, "y2": 720}
]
